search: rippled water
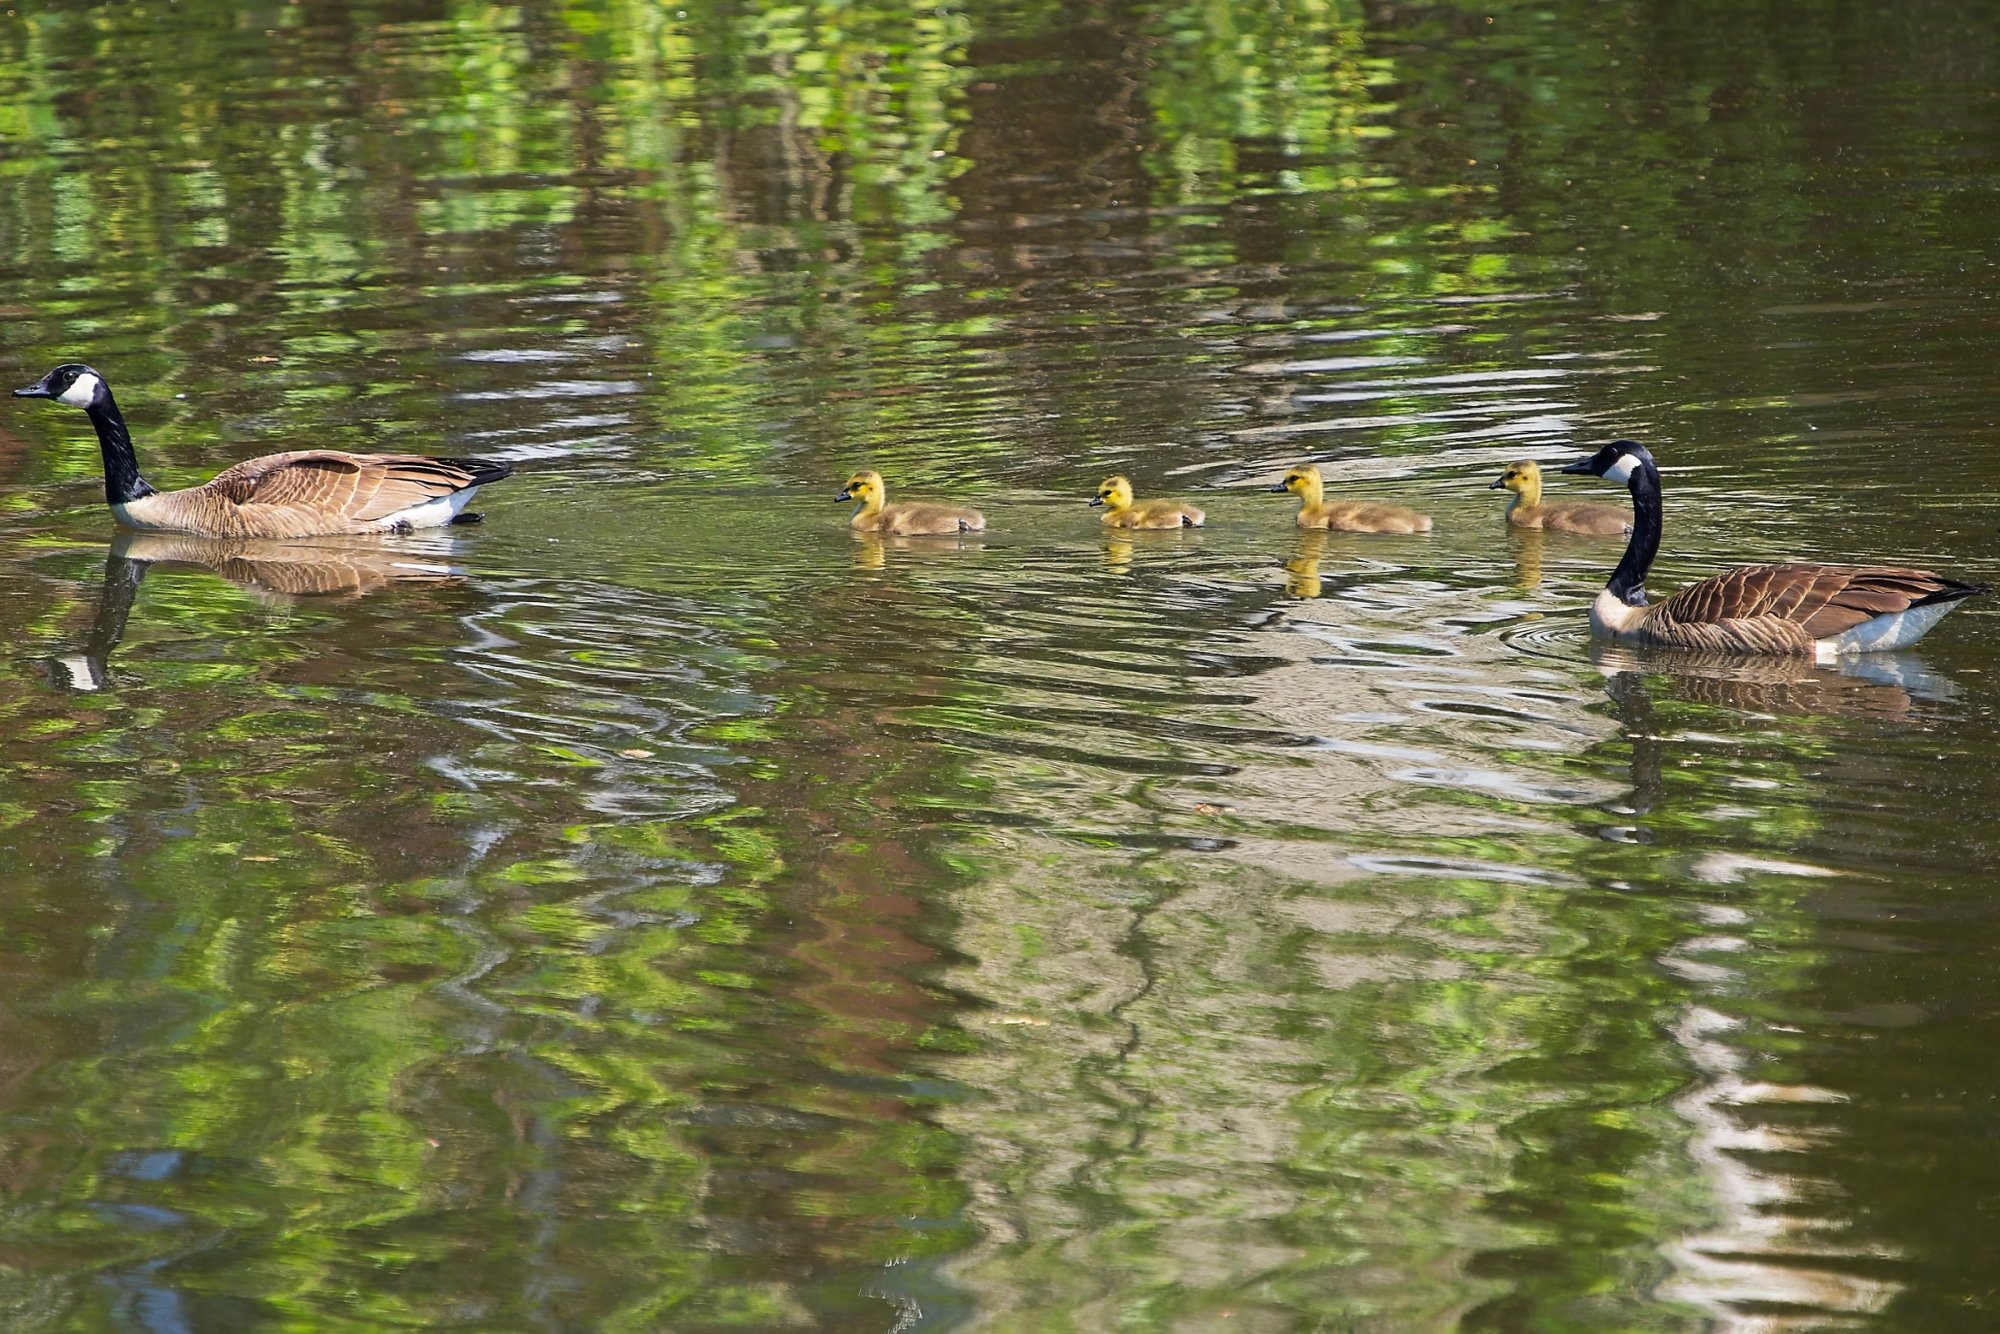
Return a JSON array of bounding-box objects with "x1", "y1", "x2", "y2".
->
[{"x1": 3, "y1": 1, "x2": 2000, "y2": 1329}]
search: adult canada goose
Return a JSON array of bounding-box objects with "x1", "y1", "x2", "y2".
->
[
  {"x1": 1563, "y1": 440, "x2": 1982, "y2": 656},
  {"x1": 1092, "y1": 476, "x2": 1204, "y2": 528},
  {"x1": 13, "y1": 363, "x2": 510, "y2": 537},
  {"x1": 836, "y1": 469, "x2": 984, "y2": 534},
  {"x1": 1490, "y1": 460, "x2": 1629, "y2": 536},
  {"x1": 1271, "y1": 463, "x2": 1430, "y2": 533}
]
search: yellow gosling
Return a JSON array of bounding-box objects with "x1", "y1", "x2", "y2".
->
[
  {"x1": 1272, "y1": 463, "x2": 1430, "y2": 533},
  {"x1": 1490, "y1": 460, "x2": 1629, "y2": 536},
  {"x1": 837, "y1": 470, "x2": 984, "y2": 535},
  {"x1": 1091, "y1": 476, "x2": 1204, "y2": 528}
]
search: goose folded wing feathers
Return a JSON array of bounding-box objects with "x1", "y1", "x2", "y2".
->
[
  {"x1": 206, "y1": 451, "x2": 492, "y2": 522},
  {"x1": 1660, "y1": 563, "x2": 1960, "y2": 639}
]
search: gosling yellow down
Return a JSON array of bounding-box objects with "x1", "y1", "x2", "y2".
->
[
  {"x1": 837, "y1": 470, "x2": 984, "y2": 534},
  {"x1": 1091, "y1": 476, "x2": 1204, "y2": 528},
  {"x1": 1272, "y1": 463, "x2": 1430, "y2": 533},
  {"x1": 1490, "y1": 460, "x2": 1629, "y2": 536}
]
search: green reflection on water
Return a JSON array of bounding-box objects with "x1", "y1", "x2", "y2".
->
[{"x1": 1, "y1": 0, "x2": 1998, "y2": 1328}]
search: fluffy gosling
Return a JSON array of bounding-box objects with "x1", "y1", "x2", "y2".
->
[
  {"x1": 1272, "y1": 463, "x2": 1430, "y2": 533},
  {"x1": 1490, "y1": 460, "x2": 1629, "y2": 536},
  {"x1": 837, "y1": 470, "x2": 984, "y2": 535},
  {"x1": 1091, "y1": 476, "x2": 1204, "y2": 528}
]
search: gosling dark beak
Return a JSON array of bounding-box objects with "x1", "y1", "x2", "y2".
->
[
  {"x1": 1559, "y1": 458, "x2": 1594, "y2": 475},
  {"x1": 1088, "y1": 496, "x2": 1104, "y2": 507},
  {"x1": 834, "y1": 489, "x2": 853, "y2": 502},
  {"x1": 12, "y1": 382, "x2": 51, "y2": 399},
  {"x1": 1488, "y1": 476, "x2": 1507, "y2": 489},
  {"x1": 1268, "y1": 483, "x2": 1290, "y2": 493}
]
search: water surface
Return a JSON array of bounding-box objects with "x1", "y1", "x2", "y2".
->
[{"x1": 2, "y1": 2, "x2": 1999, "y2": 1329}]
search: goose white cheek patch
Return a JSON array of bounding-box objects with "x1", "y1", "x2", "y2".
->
[
  {"x1": 58, "y1": 373, "x2": 102, "y2": 407},
  {"x1": 1601, "y1": 453, "x2": 1640, "y2": 484}
]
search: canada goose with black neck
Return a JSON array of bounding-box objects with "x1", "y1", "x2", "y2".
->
[
  {"x1": 13, "y1": 363, "x2": 511, "y2": 538},
  {"x1": 1562, "y1": 440, "x2": 1981, "y2": 657}
]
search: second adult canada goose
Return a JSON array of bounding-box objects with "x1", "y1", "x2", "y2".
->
[
  {"x1": 13, "y1": 363, "x2": 510, "y2": 537},
  {"x1": 836, "y1": 470, "x2": 984, "y2": 534},
  {"x1": 1092, "y1": 476, "x2": 1204, "y2": 528},
  {"x1": 1271, "y1": 463, "x2": 1431, "y2": 533},
  {"x1": 1563, "y1": 440, "x2": 1982, "y2": 657},
  {"x1": 1490, "y1": 460, "x2": 1629, "y2": 536}
]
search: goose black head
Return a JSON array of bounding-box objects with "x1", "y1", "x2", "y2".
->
[
  {"x1": 14, "y1": 363, "x2": 107, "y2": 409},
  {"x1": 1561, "y1": 440, "x2": 1653, "y2": 485}
]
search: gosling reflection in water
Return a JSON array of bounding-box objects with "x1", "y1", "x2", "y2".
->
[
  {"x1": 1592, "y1": 640, "x2": 1958, "y2": 720},
  {"x1": 49, "y1": 532, "x2": 462, "y2": 691},
  {"x1": 1103, "y1": 534, "x2": 1134, "y2": 576},
  {"x1": 1510, "y1": 528, "x2": 1545, "y2": 590},
  {"x1": 1099, "y1": 524, "x2": 1205, "y2": 577},
  {"x1": 851, "y1": 530, "x2": 986, "y2": 570},
  {"x1": 1284, "y1": 528, "x2": 1327, "y2": 598}
]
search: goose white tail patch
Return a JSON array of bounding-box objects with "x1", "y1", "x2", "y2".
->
[
  {"x1": 1601, "y1": 453, "x2": 1641, "y2": 485},
  {"x1": 58, "y1": 372, "x2": 103, "y2": 408},
  {"x1": 378, "y1": 485, "x2": 481, "y2": 531},
  {"x1": 1818, "y1": 601, "x2": 1961, "y2": 658}
]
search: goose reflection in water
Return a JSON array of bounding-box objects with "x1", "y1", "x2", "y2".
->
[
  {"x1": 48, "y1": 531, "x2": 462, "y2": 692},
  {"x1": 1593, "y1": 649, "x2": 1914, "y2": 1326},
  {"x1": 1591, "y1": 640, "x2": 1959, "y2": 723}
]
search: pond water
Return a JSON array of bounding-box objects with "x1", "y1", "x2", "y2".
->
[{"x1": 2, "y1": 2, "x2": 1999, "y2": 1329}]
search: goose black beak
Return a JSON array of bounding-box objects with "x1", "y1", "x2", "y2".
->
[
  {"x1": 12, "y1": 383, "x2": 51, "y2": 398},
  {"x1": 1488, "y1": 476, "x2": 1507, "y2": 489},
  {"x1": 1559, "y1": 458, "x2": 1594, "y2": 475},
  {"x1": 1087, "y1": 497, "x2": 1104, "y2": 507},
  {"x1": 1268, "y1": 483, "x2": 1291, "y2": 493},
  {"x1": 834, "y1": 489, "x2": 852, "y2": 502}
]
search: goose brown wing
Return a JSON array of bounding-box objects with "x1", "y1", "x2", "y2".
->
[
  {"x1": 204, "y1": 451, "x2": 504, "y2": 522},
  {"x1": 1659, "y1": 563, "x2": 1969, "y2": 637}
]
